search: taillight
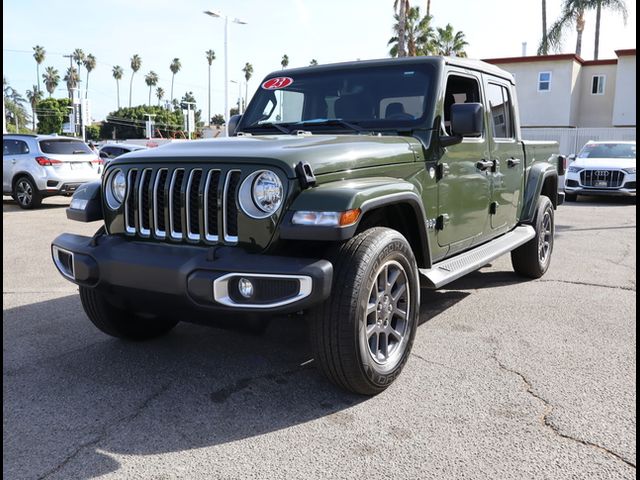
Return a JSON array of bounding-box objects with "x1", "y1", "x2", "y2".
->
[
  {"x1": 35, "y1": 156, "x2": 63, "y2": 166},
  {"x1": 91, "y1": 158, "x2": 104, "y2": 165}
]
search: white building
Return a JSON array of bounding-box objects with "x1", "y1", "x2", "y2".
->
[{"x1": 484, "y1": 49, "x2": 636, "y2": 128}]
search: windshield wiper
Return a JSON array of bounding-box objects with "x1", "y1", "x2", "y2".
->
[
  {"x1": 241, "y1": 123, "x2": 291, "y2": 134},
  {"x1": 72, "y1": 150, "x2": 88, "y2": 154},
  {"x1": 295, "y1": 118, "x2": 366, "y2": 133}
]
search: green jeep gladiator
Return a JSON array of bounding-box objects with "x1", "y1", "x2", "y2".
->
[{"x1": 52, "y1": 57, "x2": 565, "y2": 395}]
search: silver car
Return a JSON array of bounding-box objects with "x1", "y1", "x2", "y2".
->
[{"x1": 3, "y1": 134, "x2": 102, "y2": 209}]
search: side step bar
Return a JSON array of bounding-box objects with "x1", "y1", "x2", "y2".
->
[{"x1": 419, "y1": 225, "x2": 535, "y2": 289}]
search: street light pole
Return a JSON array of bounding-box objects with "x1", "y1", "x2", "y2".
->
[{"x1": 203, "y1": 10, "x2": 247, "y2": 137}]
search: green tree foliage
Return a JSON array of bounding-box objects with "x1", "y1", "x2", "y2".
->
[
  {"x1": 129, "y1": 54, "x2": 142, "y2": 107},
  {"x1": 389, "y1": 6, "x2": 435, "y2": 57},
  {"x1": 33, "y1": 45, "x2": 46, "y2": 93},
  {"x1": 281, "y1": 54, "x2": 289, "y2": 69},
  {"x1": 26, "y1": 86, "x2": 44, "y2": 131},
  {"x1": 85, "y1": 124, "x2": 101, "y2": 141},
  {"x1": 101, "y1": 106, "x2": 184, "y2": 139},
  {"x1": 112, "y1": 65, "x2": 124, "y2": 109},
  {"x1": 144, "y1": 71, "x2": 159, "y2": 105},
  {"x1": 180, "y1": 91, "x2": 203, "y2": 127},
  {"x1": 64, "y1": 67, "x2": 79, "y2": 99},
  {"x1": 83, "y1": 53, "x2": 97, "y2": 98},
  {"x1": 433, "y1": 24, "x2": 468, "y2": 57},
  {"x1": 211, "y1": 114, "x2": 225, "y2": 126},
  {"x1": 42, "y1": 66, "x2": 60, "y2": 97},
  {"x1": 4, "y1": 77, "x2": 30, "y2": 132},
  {"x1": 169, "y1": 58, "x2": 181, "y2": 101},
  {"x1": 34, "y1": 97, "x2": 71, "y2": 134}
]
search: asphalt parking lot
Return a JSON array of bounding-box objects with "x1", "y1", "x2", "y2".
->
[{"x1": 3, "y1": 195, "x2": 636, "y2": 480}]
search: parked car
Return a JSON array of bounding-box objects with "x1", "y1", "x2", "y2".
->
[
  {"x1": 52, "y1": 56, "x2": 564, "y2": 395},
  {"x1": 565, "y1": 141, "x2": 636, "y2": 200},
  {"x1": 3, "y1": 134, "x2": 102, "y2": 209},
  {"x1": 98, "y1": 143, "x2": 147, "y2": 163}
]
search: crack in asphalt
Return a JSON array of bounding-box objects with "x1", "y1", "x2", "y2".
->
[
  {"x1": 492, "y1": 353, "x2": 636, "y2": 470},
  {"x1": 37, "y1": 382, "x2": 172, "y2": 480},
  {"x1": 411, "y1": 352, "x2": 463, "y2": 372},
  {"x1": 540, "y1": 279, "x2": 636, "y2": 292}
]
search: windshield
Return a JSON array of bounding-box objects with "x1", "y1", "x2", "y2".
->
[
  {"x1": 239, "y1": 64, "x2": 436, "y2": 133},
  {"x1": 578, "y1": 143, "x2": 636, "y2": 159},
  {"x1": 39, "y1": 139, "x2": 93, "y2": 155}
]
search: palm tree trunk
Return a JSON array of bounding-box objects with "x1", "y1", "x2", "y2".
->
[
  {"x1": 427, "y1": 0, "x2": 431, "y2": 17},
  {"x1": 129, "y1": 73, "x2": 134, "y2": 107},
  {"x1": 116, "y1": 80, "x2": 120, "y2": 109},
  {"x1": 149, "y1": 87, "x2": 152, "y2": 106},
  {"x1": 171, "y1": 75, "x2": 175, "y2": 103},
  {"x1": 575, "y1": 10, "x2": 585, "y2": 56},
  {"x1": 594, "y1": 1, "x2": 602, "y2": 60},
  {"x1": 32, "y1": 105, "x2": 36, "y2": 131},
  {"x1": 541, "y1": 0, "x2": 548, "y2": 55},
  {"x1": 245, "y1": 82, "x2": 248, "y2": 112},
  {"x1": 398, "y1": 2, "x2": 406, "y2": 57},
  {"x1": 208, "y1": 66, "x2": 211, "y2": 125},
  {"x1": 85, "y1": 74, "x2": 90, "y2": 99},
  {"x1": 36, "y1": 65, "x2": 40, "y2": 93}
]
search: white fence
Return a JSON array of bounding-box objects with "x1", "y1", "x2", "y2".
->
[{"x1": 521, "y1": 127, "x2": 636, "y2": 155}]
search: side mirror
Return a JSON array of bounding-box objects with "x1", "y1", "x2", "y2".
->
[
  {"x1": 227, "y1": 114, "x2": 242, "y2": 136},
  {"x1": 450, "y1": 103, "x2": 484, "y2": 137}
]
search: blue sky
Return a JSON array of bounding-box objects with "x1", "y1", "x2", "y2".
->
[{"x1": 3, "y1": 0, "x2": 636, "y2": 122}]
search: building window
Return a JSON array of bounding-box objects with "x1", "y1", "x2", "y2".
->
[
  {"x1": 591, "y1": 75, "x2": 606, "y2": 95},
  {"x1": 538, "y1": 71, "x2": 551, "y2": 92}
]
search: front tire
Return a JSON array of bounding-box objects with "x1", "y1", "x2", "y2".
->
[
  {"x1": 13, "y1": 176, "x2": 42, "y2": 209},
  {"x1": 309, "y1": 227, "x2": 420, "y2": 395},
  {"x1": 79, "y1": 287, "x2": 178, "y2": 340},
  {"x1": 511, "y1": 195, "x2": 554, "y2": 279}
]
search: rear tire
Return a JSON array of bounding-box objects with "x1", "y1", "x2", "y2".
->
[
  {"x1": 79, "y1": 287, "x2": 178, "y2": 340},
  {"x1": 511, "y1": 195, "x2": 554, "y2": 279},
  {"x1": 13, "y1": 176, "x2": 42, "y2": 209},
  {"x1": 309, "y1": 227, "x2": 420, "y2": 395}
]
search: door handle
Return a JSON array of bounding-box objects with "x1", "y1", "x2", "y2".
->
[
  {"x1": 507, "y1": 158, "x2": 521, "y2": 168},
  {"x1": 476, "y1": 160, "x2": 494, "y2": 171}
]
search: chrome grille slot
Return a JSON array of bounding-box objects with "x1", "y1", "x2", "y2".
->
[
  {"x1": 581, "y1": 169, "x2": 625, "y2": 188},
  {"x1": 153, "y1": 169, "x2": 168, "y2": 238},
  {"x1": 169, "y1": 169, "x2": 185, "y2": 239},
  {"x1": 204, "y1": 170, "x2": 221, "y2": 242},
  {"x1": 223, "y1": 170, "x2": 241, "y2": 243},
  {"x1": 186, "y1": 169, "x2": 203, "y2": 241},
  {"x1": 138, "y1": 169, "x2": 152, "y2": 236},
  {"x1": 124, "y1": 169, "x2": 138, "y2": 234}
]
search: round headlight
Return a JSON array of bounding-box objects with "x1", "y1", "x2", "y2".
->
[
  {"x1": 252, "y1": 171, "x2": 283, "y2": 213},
  {"x1": 105, "y1": 170, "x2": 126, "y2": 209}
]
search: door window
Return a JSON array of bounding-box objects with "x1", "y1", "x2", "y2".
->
[
  {"x1": 3, "y1": 139, "x2": 30, "y2": 155},
  {"x1": 486, "y1": 83, "x2": 514, "y2": 139},
  {"x1": 443, "y1": 75, "x2": 482, "y2": 136}
]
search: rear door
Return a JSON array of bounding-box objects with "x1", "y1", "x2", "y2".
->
[
  {"x1": 483, "y1": 79, "x2": 523, "y2": 232},
  {"x1": 3, "y1": 139, "x2": 30, "y2": 192}
]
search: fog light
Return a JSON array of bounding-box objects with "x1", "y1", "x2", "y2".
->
[{"x1": 238, "y1": 278, "x2": 254, "y2": 298}]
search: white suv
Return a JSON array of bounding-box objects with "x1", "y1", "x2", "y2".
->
[
  {"x1": 3, "y1": 134, "x2": 102, "y2": 209},
  {"x1": 565, "y1": 141, "x2": 636, "y2": 201}
]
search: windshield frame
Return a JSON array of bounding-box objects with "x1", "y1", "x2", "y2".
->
[{"x1": 237, "y1": 61, "x2": 439, "y2": 135}]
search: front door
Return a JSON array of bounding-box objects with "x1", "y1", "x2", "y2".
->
[
  {"x1": 484, "y1": 80, "x2": 523, "y2": 232},
  {"x1": 437, "y1": 72, "x2": 491, "y2": 251}
]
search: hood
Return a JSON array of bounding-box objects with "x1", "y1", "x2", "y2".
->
[
  {"x1": 115, "y1": 135, "x2": 418, "y2": 177},
  {"x1": 572, "y1": 157, "x2": 636, "y2": 169}
]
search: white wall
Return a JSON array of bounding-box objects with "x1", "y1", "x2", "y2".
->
[
  {"x1": 612, "y1": 55, "x2": 637, "y2": 126},
  {"x1": 576, "y1": 64, "x2": 617, "y2": 127},
  {"x1": 521, "y1": 127, "x2": 636, "y2": 155},
  {"x1": 501, "y1": 60, "x2": 578, "y2": 127}
]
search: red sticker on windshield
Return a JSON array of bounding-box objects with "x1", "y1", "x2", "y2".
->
[{"x1": 262, "y1": 77, "x2": 293, "y2": 90}]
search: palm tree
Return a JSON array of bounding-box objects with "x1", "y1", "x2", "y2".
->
[
  {"x1": 393, "y1": 0, "x2": 411, "y2": 57},
  {"x1": 63, "y1": 67, "x2": 79, "y2": 99},
  {"x1": 83, "y1": 54, "x2": 96, "y2": 98},
  {"x1": 539, "y1": 0, "x2": 549, "y2": 55},
  {"x1": 145, "y1": 71, "x2": 159, "y2": 106},
  {"x1": 156, "y1": 87, "x2": 165, "y2": 107},
  {"x1": 309, "y1": 59, "x2": 318, "y2": 66},
  {"x1": 281, "y1": 54, "x2": 289, "y2": 69},
  {"x1": 389, "y1": 7, "x2": 435, "y2": 57},
  {"x1": 593, "y1": 0, "x2": 627, "y2": 59},
  {"x1": 42, "y1": 66, "x2": 60, "y2": 97},
  {"x1": 206, "y1": 49, "x2": 216, "y2": 125},
  {"x1": 169, "y1": 58, "x2": 181, "y2": 102},
  {"x1": 72, "y1": 48, "x2": 85, "y2": 95},
  {"x1": 32, "y1": 46, "x2": 45, "y2": 93},
  {"x1": 112, "y1": 65, "x2": 124, "y2": 109},
  {"x1": 242, "y1": 62, "x2": 253, "y2": 109},
  {"x1": 433, "y1": 24, "x2": 468, "y2": 57},
  {"x1": 25, "y1": 86, "x2": 43, "y2": 131},
  {"x1": 129, "y1": 54, "x2": 142, "y2": 107}
]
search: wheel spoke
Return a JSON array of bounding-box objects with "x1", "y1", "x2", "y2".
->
[
  {"x1": 392, "y1": 307, "x2": 407, "y2": 320},
  {"x1": 380, "y1": 333, "x2": 389, "y2": 359},
  {"x1": 391, "y1": 282, "x2": 407, "y2": 302},
  {"x1": 366, "y1": 302, "x2": 377, "y2": 317},
  {"x1": 366, "y1": 323, "x2": 377, "y2": 338}
]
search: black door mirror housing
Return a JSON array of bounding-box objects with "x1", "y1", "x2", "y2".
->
[
  {"x1": 450, "y1": 103, "x2": 484, "y2": 137},
  {"x1": 228, "y1": 114, "x2": 242, "y2": 136}
]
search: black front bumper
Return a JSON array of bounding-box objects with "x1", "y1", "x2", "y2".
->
[{"x1": 51, "y1": 233, "x2": 333, "y2": 315}]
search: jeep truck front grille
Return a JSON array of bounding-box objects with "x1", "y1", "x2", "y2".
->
[{"x1": 123, "y1": 167, "x2": 242, "y2": 244}]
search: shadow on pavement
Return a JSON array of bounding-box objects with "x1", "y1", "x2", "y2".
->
[
  {"x1": 4, "y1": 286, "x2": 469, "y2": 478},
  {"x1": 3, "y1": 198, "x2": 70, "y2": 212},
  {"x1": 563, "y1": 195, "x2": 636, "y2": 207}
]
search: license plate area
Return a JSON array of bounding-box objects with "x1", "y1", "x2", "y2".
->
[
  {"x1": 594, "y1": 180, "x2": 608, "y2": 187},
  {"x1": 70, "y1": 162, "x2": 88, "y2": 170}
]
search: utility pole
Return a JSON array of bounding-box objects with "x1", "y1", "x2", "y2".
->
[{"x1": 182, "y1": 101, "x2": 196, "y2": 139}]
